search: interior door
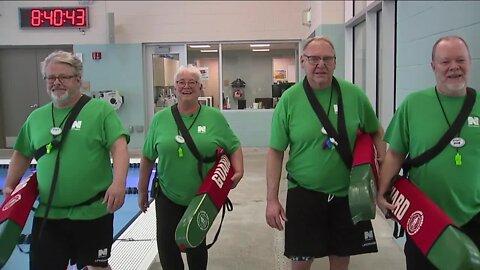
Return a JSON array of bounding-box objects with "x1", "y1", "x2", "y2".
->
[
  {"x1": 144, "y1": 44, "x2": 187, "y2": 126},
  {"x1": 0, "y1": 46, "x2": 72, "y2": 148},
  {"x1": 0, "y1": 48, "x2": 38, "y2": 148}
]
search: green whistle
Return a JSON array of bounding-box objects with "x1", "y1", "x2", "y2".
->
[
  {"x1": 46, "y1": 143, "x2": 52, "y2": 154},
  {"x1": 455, "y1": 152, "x2": 462, "y2": 166},
  {"x1": 178, "y1": 147, "x2": 183, "y2": 158}
]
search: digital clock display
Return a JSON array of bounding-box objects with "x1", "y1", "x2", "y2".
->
[{"x1": 19, "y1": 7, "x2": 89, "y2": 28}]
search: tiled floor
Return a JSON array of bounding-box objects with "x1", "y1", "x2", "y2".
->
[
  {"x1": 0, "y1": 147, "x2": 406, "y2": 269},
  {"x1": 146, "y1": 147, "x2": 406, "y2": 270}
]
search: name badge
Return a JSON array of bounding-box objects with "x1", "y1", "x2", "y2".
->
[
  {"x1": 175, "y1": 135, "x2": 185, "y2": 144},
  {"x1": 50, "y1": 127, "x2": 62, "y2": 136},
  {"x1": 450, "y1": 137, "x2": 465, "y2": 148}
]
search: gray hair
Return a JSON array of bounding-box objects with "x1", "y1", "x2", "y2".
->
[
  {"x1": 303, "y1": 36, "x2": 336, "y2": 56},
  {"x1": 40, "y1": 50, "x2": 83, "y2": 78},
  {"x1": 174, "y1": 64, "x2": 202, "y2": 83},
  {"x1": 431, "y1": 36, "x2": 470, "y2": 61}
]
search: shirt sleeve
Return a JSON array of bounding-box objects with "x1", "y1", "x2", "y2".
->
[
  {"x1": 269, "y1": 96, "x2": 289, "y2": 151},
  {"x1": 215, "y1": 111, "x2": 241, "y2": 154},
  {"x1": 358, "y1": 90, "x2": 381, "y2": 134},
  {"x1": 384, "y1": 100, "x2": 409, "y2": 154},
  {"x1": 142, "y1": 115, "x2": 159, "y2": 160},
  {"x1": 14, "y1": 120, "x2": 35, "y2": 157}
]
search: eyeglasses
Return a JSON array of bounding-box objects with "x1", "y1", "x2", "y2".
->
[
  {"x1": 176, "y1": 80, "x2": 198, "y2": 88},
  {"x1": 44, "y1": 74, "x2": 77, "y2": 83},
  {"x1": 303, "y1": 55, "x2": 336, "y2": 65}
]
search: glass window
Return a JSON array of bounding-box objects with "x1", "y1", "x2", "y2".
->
[
  {"x1": 221, "y1": 43, "x2": 297, "y2": 110},
  {"x1": 376, "y1": 10, "x2": 382, "y2": 114},
  {"x1": 187, "y1": 44, "x2": 220, "y2": 108},
  {"x1": 353, "y1": 21, "x2": 366, "y2": 90}
]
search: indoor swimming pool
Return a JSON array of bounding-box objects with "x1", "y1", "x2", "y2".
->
[{"x1": 0, "y1": 163, "x2": 156, "y2": 270}]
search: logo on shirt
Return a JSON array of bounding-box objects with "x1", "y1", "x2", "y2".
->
[
  {"x1": 468, "y1": 116, "x2": 479, "y2": 127},
  {"x1": 71, "y1": 120, "x2": 82, "y2": 130},
  {"x1": 197, "y1": 126, "x2": 206, "y2": 133}
]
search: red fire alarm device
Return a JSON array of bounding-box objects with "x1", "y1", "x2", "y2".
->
[{"x1": 92, "y1": 51, "x2": 101, "y2": 60}]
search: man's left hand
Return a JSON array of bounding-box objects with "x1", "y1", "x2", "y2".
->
[
  {"x1": 230, "y1": 171, "x2": 243, "y2": 189},
  {"x1": 103, "y1": 182, "x2": 126, "y2": 213}
]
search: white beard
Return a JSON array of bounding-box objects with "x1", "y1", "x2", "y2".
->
[
  {"x1": 446, "y1": 81, "x2": 466, "y2": 93},
  {"x1": 49, "y1": 90, "x2": 71, "y2": 105}
]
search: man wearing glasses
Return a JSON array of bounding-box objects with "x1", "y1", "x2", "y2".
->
[
  {"x1": 2, "y1": 50, "x2": 129, "y2": 270},
  {"x1": 266, "y1": 37, "x2": 385, "y2": 270}
]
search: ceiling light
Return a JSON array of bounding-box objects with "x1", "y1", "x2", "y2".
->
[
  {"x1": 200, "y1": 49, "x2": 218, "y2": 53},
  {"x1": 250, "y1": 44, "x2": 270, "y2": 48},
  {"x1": 252, "y1": 49, "x2": 270, "y2": 52},
  {"x1": 189, "y1": 45, "x2": 211, "y2": 48}
]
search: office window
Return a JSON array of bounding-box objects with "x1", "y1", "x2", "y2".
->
[
  {"x1": 221, "y1": 42, "x2": 298, "y2": 110},
  {"x1": 346, "y1": 0, "x2": 397, "y2": 149},
  {"x1": 353, "y1": 21, "x2": 366, "y2": 90},
  {"x1": 187, "y1": 44, "x2": 220, "y2": 108}
]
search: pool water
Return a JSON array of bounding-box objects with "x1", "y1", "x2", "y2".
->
[{"x1": 0, "y1": 164, "x2": 155, "y2": 270}]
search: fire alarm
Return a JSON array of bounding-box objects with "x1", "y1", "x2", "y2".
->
[{"x1": 92, "y1": 51, "x2": 102, "y2": 60}]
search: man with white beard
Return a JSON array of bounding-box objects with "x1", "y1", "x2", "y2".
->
[
  {"x1": 377, "y1": 36, "x2": 480, "y2": 269},
  {"x1": 2, "y1": 50, "x2": 129, "y2": 270}
]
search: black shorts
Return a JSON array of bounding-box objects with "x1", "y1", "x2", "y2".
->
[
  {"x1": 404, "y1": 214, "x2": 480, "y2": 270},
  {"x1": 30, "y1": 214, "x2": 114, "y2": 270},
  {"x1": 284, "y1": 186, "x2": 378, "y2": 259}
]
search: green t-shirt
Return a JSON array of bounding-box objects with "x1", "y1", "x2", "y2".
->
[
  {"x1": 384, "y1": 87, "x2": 480, "y2": 225},
  {"x1": 14, "y1": 98, "x2": 129, "y2": 220},
  {"x1": 143, "y1": 105, "x2": 241, "y2": 206},
  {"x1": 270, "y1": 77, "x2": 380, "y2": 196}
]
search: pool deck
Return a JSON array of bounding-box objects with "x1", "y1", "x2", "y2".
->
[
  {"x1": 1, "y1": 147, "x2": 406, "y2": 270},
  {"x1": 0, "y1": 148, "x2": 143, "y2": 165}
]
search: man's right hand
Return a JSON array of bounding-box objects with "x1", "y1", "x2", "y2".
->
[
  {"x1": 138, "y1": 191, "x2": 149, "y2": 213},
  {"x1": 266, "y1": 199, "x2": 288, "y2": 231},
  {"x1": 376, "y1": 193, "x2": 396, "y2": 218}
]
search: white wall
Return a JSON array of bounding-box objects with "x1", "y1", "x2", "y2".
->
[
  {"x1": 310, "y1": 0, "x2": 345, "y2": 27},
  {"x1": 396, "y1": 1, "x2": 480, "y2": 106},
  {"x1": 0, "y1": 1, "x2": 310, "y2": 45}
]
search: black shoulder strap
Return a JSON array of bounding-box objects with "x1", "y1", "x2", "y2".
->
[
  {"x1": 303, "y1": 76, "x2": 352, "y2": 168},
  {"x1": 34, "y1": 95, "x2": 92, "y2": 161},
  {"x1": 38, "y1": 95, "x2": 91, "y2": 239},
  {"x1": 171, "y1": 104, "x2": 216, "y2": 178},
  {"x1": 171, "y1": 104, "x2": 232, "y2": 249},
  {"x1": 206, "y1": 198, "x2": 233, "y2": 249},
  {"x1": 172, "y1": 104, "x2": 204, "y2": 162},
  {"x1": 402, "y1": 87, "x2": 476, "y2": 174}
]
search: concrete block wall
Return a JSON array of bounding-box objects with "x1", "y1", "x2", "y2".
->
[{"x1": 396, "y1": 1, "x2": 480, "y2": 106}]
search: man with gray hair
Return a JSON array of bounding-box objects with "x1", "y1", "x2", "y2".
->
[
  {"x1": 378, "y1": 36, "x2": 479, "y2": 269},
  {"x1": 2, "y1": 50, "x2": 129, "y2": 270},
  {"x1": 266, "y1": 36, "x2": 385, "y2": 270}
]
